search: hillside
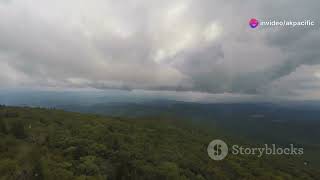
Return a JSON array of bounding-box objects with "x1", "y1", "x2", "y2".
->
[{"x1": 0, "y1": 106, "x2": 319, "y2": 180}]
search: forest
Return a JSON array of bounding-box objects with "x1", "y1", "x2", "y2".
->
[{"x1": 0, "y1": 106, "x2": 319, "y2": 180}]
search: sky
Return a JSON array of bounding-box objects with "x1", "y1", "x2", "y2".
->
[{"x1": 0, "y1": 0, "x2": 320, "y2": 101}]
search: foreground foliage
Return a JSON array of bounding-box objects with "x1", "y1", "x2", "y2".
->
[{"x1": 0, "y1": 106, "x2": 319, "y2": 180}]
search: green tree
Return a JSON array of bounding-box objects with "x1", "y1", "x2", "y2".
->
[
  {"x1": 10, "y1": 121, "x2": 27, "y2": 139},
  {"x1": 0, "y1": 118, "x2": 8, "y2": 134},
  {"x1": 78, "y1": 156, "x2": 100, "y2": 176},
  {"x1": 157, "y1": 162, "x2": 180, "y2": 179}
]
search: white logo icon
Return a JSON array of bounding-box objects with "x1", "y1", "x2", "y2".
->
[{"x1": 207, "y1": 139, "x2": 228, "y2": 161}]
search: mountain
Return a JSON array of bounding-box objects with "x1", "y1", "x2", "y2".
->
[{"x1": 0, "y1": 106, "x2": 319, "y2": 179}]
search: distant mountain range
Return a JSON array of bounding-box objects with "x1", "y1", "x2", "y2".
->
[{"x1": 1, "y1": 89, "x2": 320, "y2": 167}]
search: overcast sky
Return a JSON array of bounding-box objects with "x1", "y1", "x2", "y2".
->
[{"x1": 0, "y1": 0, "x2": 319, "y2": 101}]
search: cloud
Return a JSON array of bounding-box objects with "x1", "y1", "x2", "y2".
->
[{"x1": 0, "y1": 0, "x2": 319, "y2": 99}]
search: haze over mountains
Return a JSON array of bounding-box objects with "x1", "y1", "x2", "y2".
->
[
  {"x1": 1, "y1": 88, "x2": 320, "y2": 112},
  {"x1": 1, "y1": 89, "x2": 320, "y2": 125}
]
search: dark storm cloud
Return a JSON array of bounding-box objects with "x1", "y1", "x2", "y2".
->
[{"x1": 0, "y1": 0, "x2": 319, "y2": 98}]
